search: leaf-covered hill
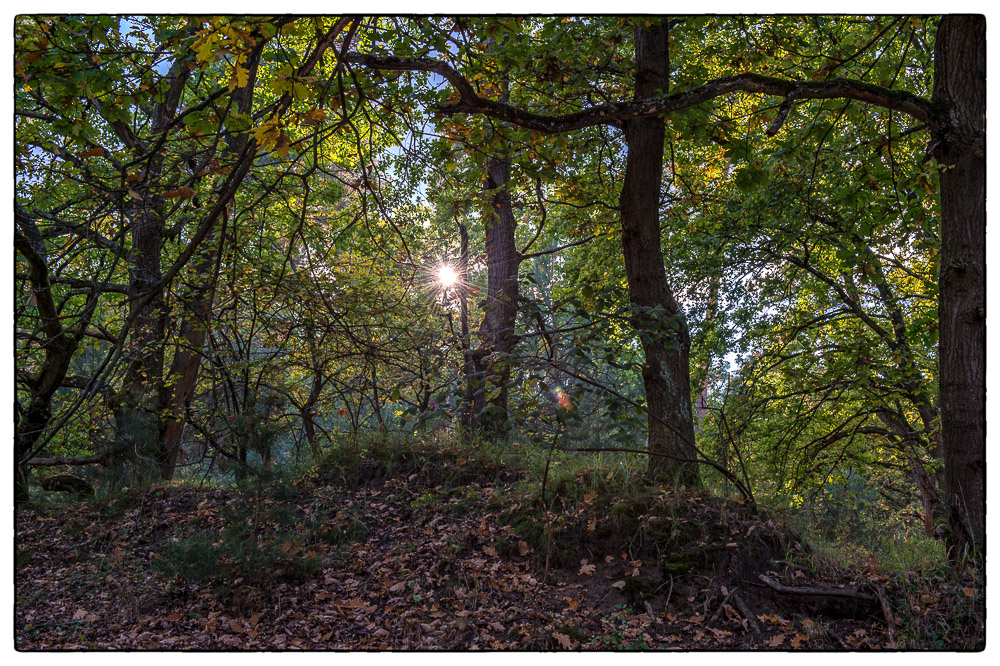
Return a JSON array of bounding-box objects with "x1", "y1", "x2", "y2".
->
[{"x1": 15, "y1": 439, "x2": 983, "y2": 650}]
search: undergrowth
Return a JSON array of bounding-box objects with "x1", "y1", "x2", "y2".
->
[{"x1": 22, "y1": 430, "x2": 983, "y2": 649}]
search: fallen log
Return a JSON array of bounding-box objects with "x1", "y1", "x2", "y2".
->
[
  {"x1": 38, "y1": 474, "x2": 95, "y2": 496},
  {"x1": 26, "y1": 454, "x2": 107, "y2": 467},
  {"x1": 758, "y1": 574, "x2": 877, "y2": 602}
]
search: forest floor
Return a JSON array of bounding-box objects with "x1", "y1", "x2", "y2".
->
[{"x1": 15, "y1": 441, "x2": 984, "y2": 650}]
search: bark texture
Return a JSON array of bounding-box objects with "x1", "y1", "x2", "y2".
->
[
  {"x1": 469, "y1": 154, "x2": 520, "y2": 436},
  {"x1": 932, "y1": 15, "x2": 986, "y2": 559},
  {"x1": 620, "y1": 19, "x2": 699, "y2": 483},
  {"x1": 115, "y1": 54, "x2": 193, "y2": 479}
]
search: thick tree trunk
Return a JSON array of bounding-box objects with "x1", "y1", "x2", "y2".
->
[
  {"x1": 932, "y1": 15, "x2": 986, "y2": 560},
  {"x1": 470, "y1": 154, "x2": 520, "y2": 436},
  {"x1": 117, "y1": 200, "x2": 170, "y2": 478},
  {"x1": 620, "y1": 19, "x2": 699, "y2": 483},
  {"x1": 114, "y1": 52, "x2": 194, "y2": 481}
]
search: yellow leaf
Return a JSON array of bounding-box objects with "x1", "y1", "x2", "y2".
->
[
  {"x1": 302, "y1": 107, "x2": 327, "y2": 126},
  {"x1": 229, "y1": 64, "x2": 249, "y2": 92},
  {"x1": 790, "y1": 633, "x2": 808, "y2": 648}
]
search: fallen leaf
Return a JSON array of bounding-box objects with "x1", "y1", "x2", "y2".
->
[
  {"x1": 790, "y1": 633, "x2": 808, "y2": 648},
  {"x1": 766, "y1": 633, "x2": 786, "y2": 647},
  {"x1": 578, "y1": 559, "x2": 596, "y2": 576},
  {"x1": 552, "y1": 631, "x2": 575, "y2": 649}
]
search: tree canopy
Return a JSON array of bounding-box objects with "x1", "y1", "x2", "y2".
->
[{"x1": 14, "y1": 14, "x2": 984, "y2": 566}]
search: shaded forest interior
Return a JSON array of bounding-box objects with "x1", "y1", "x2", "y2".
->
[{"x1": 14, "y1": 15, "x2": 985, "y2": 650}]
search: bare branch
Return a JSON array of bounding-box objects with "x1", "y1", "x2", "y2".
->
[{"x1": 344, "y1": 53, "x2": 936, "y2": 132}]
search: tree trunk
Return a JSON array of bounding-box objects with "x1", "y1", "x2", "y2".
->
[
  {"x1": 300, "y1": 330, "x2": 327, "y2": 459},
  {"x1": 159, "y1": 222, "x2": 224, "y2": 479},
  {"x1": 116, "y1": 193, "x2": 170, "y2": 478},
  {"x1": 620, "y1": 19, "x2": 700, "y2": 483},
  {"x1": 694, "y1": 275, "x2": 720, "y2": 434},
  {"x1": 14, "y1": 205, "x2": 82, "y2": 502},
  {"x1": 457, "y1": 219, "x2": 476, "y2": 432},
  {"x1": 159, "y1": 42, "x2": 265, "y2": 480},
  {"x1": 932, "y1": 15, "x2": 986, "y2": 560},
  {"x1": 470, "y1": 154, "x2": 520, "y2": 436},
  {"x1": 114, "y1": 53, "x2": 193, "y2": 481}
]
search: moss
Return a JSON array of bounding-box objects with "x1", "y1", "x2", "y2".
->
[
  {"x1": 661, "y1": 550, "x2": 701, "y2": 575},
  {"x1": 512, "y1": 518, "x2": 545, "y2": 548},
  {"x1": 622, "y1": 575, "x2": 656, "y2": 603}
]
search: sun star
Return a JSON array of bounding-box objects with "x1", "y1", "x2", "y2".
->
[{"x1": 438, "y1": 265, "x2": 458, "y2": 288}]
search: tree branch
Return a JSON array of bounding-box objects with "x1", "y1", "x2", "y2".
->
[{"x1": 343, "y1": 53, "x2": 936, "y2": 131}]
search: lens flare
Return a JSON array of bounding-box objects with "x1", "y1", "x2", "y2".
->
[
  {"x1": 438, "y1": 265, "x2": 458, "y2": 288},
  {"x1": 551, "y1": 385, "x2": 572, "y2": 411}
]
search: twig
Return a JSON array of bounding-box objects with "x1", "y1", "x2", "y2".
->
[
  {"x1": 655, "y1": 573, "x2": 674, "y2": 610},
  {"x1": 758, "y1": 574, "x2": 877, "y2": 601},
  {"x1": 540, "y1": 421, "x2": 562, "y2": 585},
  {"x1": 825, "y1": 626, "x2": 847, "y2": 649},
  {"x1": 771, "y1": 559, "x2": 812, "y2": 571},
  {"x1": 730, "y1": 589, "x2": 761, "y2": 634},
  {"x1": 709, "y1": 586, "x2": 737, "y2": 625},
  {"x1": 871, "y1": 584, "x2": 897, "y2": 644}
]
